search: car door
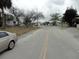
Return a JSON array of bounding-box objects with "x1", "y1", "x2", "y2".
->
[{"x1": 0, "y1": 32, "x2": 9, "y2": 52}]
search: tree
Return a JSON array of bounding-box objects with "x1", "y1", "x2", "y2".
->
[
  {"x1": 32, "y1": 12, "x2": 44, "y2": 26},
  {"x1": 9, "y1": 7, "x2": 25, "y2": 26},
  {"x1": 63, "y1": 8, "x2": 77, "y2": 27},
  {"x1": 50, "y1": 13, "x2": 61, "y2": 25},
  {"x1": 23, "y1": 10, "x2": 36, "y2": 26},
  {"x1": 0, "y1": 0, "x2": 12, "y2": 28},
  {"x1": 43, "y1": 22, "x2": 49, "y2": 25},
  {"x1": 23, "y1": 16, "x2": 32, "y2": 26},
  {"x1": 0, "y1": 12, "x2": 2, "y2": 27},
  {"x1": 23, "y1": 10, "x2": 44, "y2": 26},
  {"x1": 51, "y1": 13, "x2": 60, "y2": 20}
]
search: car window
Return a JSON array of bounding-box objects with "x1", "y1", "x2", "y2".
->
[{"x1": 0, "y1": 32, "x2": 9, "y2": 38}]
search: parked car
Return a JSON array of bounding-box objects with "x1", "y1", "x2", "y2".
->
[{"x1": 0, "y1": 31, "x2": 18, "y2": 52}]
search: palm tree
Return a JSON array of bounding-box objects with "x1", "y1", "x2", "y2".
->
[
  {"x1": 50, "y1": 13, "x2": 61, "y2": 25},
  {"x1": 51, "y1": 13, "x2": 60, "y2": 21},
  {"x1": 0, "y1": 0, "x2": 12, "y2": 28},
  {"x1": 33, "y1": 12, "x2": 44, "y2": 26}
]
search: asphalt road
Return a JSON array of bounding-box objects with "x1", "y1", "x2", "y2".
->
[{"x1": 0, "y1": 26, "x2": 79, "y2": 59}]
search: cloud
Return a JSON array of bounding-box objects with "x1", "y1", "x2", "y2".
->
[
  {"x1": 12, "y1": 0, "x2": 78, "y2": 15},
  {"x1": 11, "y1": 0, "x2": 79, "y2": 21},
  {"x1": 72, "y1": 0, "x2": 79, "y2": 9},
  {"x1": 49, "y1": 0, "x2": 65, "y2": 5},
  {"x1": 12, "y1": 0, "x2": 48, "y2": 10}
]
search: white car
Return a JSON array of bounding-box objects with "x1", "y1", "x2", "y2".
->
[{"x1": 0, "y1": 31, "x2": 18, "y2": 52}]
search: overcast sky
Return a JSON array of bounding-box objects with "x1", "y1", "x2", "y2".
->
[{"x1": 11, "y1": 0, "x2": 79, "y2": 21}]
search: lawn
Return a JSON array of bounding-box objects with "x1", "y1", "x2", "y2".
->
[{"x1": 0, "y1": 26, "x2": 39, "y2": 36}]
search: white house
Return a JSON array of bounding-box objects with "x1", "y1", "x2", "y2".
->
[{"x1": 6, "y1": 14, "x2": 18, "y2": 26}]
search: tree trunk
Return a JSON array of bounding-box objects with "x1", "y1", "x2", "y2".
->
[
  {"x1": 16, "y1": 16, "x2": 20, "y2": 26},
  {"x1": 2, "y1": 9, "x2": 6, "y2": 29},
  {"x1": 12, "y1": 9, "x2": 20, "y2": 26},
  {"x1": 13, "y1": 14, "x2": 20, "y2": 26},
  {"x1": 37, "y1": 19, "x2": 38, "y2": 26},
  {"x1": 0, "y1": 13, "x2": 3, "y2": 27}
]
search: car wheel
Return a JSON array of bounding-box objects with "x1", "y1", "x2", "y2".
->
[{"x1": 8, "y1": 41, "x2": 15, "y2": 50}]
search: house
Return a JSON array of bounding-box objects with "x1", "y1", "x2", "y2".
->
[
  {"x1": 6, "y1": 14, "x2": 18, "y2": 26},
  {"x1": 75, "y1": 15, "x2": 79, "y2": 24},
  {"x1": 71, "y1": 15, "x2": 79, "y2": 27},
  {"x1": 72, "y1": 15, "x2": 79, "y2": 24},
  {"x1": 0, "y1": 10, "x2": 19, "y2": 27}
]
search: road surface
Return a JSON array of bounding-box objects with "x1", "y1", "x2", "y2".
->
[{"x1": 0, "y1": 26, "x2": 79, "y2": 59}]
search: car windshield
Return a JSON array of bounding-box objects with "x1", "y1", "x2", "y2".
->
[{"x1": 0, "y1": 32, "x2": 8, "y2": 38}]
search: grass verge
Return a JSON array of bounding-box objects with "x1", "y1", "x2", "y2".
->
[{"x1": 0, "y1": 26, "x2": 39, "y2": 36}]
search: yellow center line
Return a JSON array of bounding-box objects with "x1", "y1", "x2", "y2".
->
[{"x1": 39, "y1": 30, "x2": 48, "y2": 59}]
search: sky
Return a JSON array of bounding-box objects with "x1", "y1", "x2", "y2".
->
[{"x1": 11, "y1": 0, "x2": 79, "y2": 21}]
